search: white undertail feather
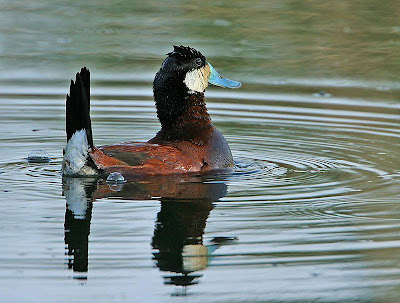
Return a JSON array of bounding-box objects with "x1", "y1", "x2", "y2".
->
[{"x1": 62, "y1": 129, "x2": 97, "y2": 176}]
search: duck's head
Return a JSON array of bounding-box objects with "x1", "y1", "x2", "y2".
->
[
  {"x1": 154, "y1": 45, "x2": 241, "y2": 95},
  {"x1": 153, "y1": 46, "x2": 241, "y2": 134}
]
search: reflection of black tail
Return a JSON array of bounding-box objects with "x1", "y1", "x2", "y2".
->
[
  {"x1": 64, "y1": 203, "x2": 92, "y2": 273},
  {"x1": 63, "y1": 177, "x2": 98, "y2": 275},
  {"x1": 66, "y1": 67, "x2": 93, "y2": 148}
]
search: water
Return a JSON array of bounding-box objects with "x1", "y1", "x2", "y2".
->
[{"x1": 1, "y1": 1, "x2": 400, "y2": 302}]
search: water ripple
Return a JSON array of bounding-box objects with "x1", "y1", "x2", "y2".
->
[{"x1": 0, "y1": 81, "x2": 399, "y2": 301}]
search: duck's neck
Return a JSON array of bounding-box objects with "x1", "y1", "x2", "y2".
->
[{"x1": 152, "y1": 87, "x2": 213, "y2": 145}]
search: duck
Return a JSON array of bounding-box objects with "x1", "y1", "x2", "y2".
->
[{"x1": 62, "y1": 45, "x2": 241, "y2": 178}]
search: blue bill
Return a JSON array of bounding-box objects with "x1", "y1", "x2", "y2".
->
[{"x1": 208, "y1": 63, "x2": 241, "y2": 88}]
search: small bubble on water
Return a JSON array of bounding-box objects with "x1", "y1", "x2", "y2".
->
[
  {"x1": 106, "y1": 172, "x2": 126, "y2": 184},
  {"x1": 27, "y1": 150, "x2": 50, "y2": 163}
]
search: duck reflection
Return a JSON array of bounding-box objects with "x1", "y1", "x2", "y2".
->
[
  {"x1": 153, "y1": 195, "x2": 216, "y2": 289},
  {"x1": 62, "y1": 174, "x2": 231, "y2": 291}
]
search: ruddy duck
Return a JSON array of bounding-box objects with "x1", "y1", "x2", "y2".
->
[{"x1": 62, "y1": 45, "x2": 241, "y2": 178}]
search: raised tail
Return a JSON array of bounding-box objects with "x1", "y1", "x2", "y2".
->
[
  {"x1": 63, "y1": 68, "x2": 98, "y2": 176},
  {"x1": 66, "y1": 67, "x2": 93, "y2": 147}
]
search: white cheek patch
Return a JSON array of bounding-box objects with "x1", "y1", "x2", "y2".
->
[{"x1": 183, "y1": 66, "x2": 210, "y2": 93}]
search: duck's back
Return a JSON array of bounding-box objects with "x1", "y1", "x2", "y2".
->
[{"x1": 89, "y1": 127, "x2": 233, "y2": 176}]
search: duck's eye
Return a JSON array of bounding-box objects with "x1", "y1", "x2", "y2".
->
[{"x1": 194, "y1": 58, "x2": 202, "y2": 67}]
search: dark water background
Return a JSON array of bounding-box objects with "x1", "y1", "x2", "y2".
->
[{"x1": 0, "y1": 1, "x2": 399, "y2": 302}]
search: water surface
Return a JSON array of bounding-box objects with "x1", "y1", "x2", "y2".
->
[{"x1": 1, "y1": 1, "x2": 400, "y2": 302}]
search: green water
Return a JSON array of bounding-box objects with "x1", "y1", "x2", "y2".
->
[{"x1": 0, "y1": 1, "x2": 399, "y2": 302}]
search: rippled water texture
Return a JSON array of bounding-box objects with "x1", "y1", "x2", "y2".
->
[{"x1": 1, "y1": 1, "x2": 400, "y2": 302}]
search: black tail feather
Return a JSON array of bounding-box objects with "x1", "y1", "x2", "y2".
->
[{"x1": 66, "y1": 67, "x2": 94, "y2": 148}]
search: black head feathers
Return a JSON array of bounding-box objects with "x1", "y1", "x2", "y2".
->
[{"x1": 167, "y1": 45, "x2": 206, "y2": 62}]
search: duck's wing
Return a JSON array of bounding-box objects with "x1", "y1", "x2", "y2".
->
[{"x1": 89, "y1": 143, "x2": 203, "y2": 177}]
